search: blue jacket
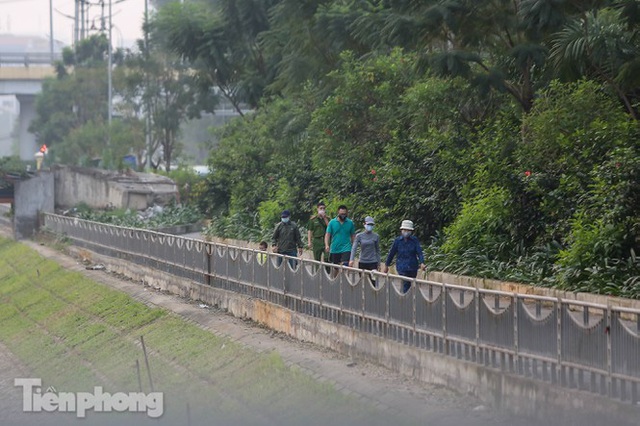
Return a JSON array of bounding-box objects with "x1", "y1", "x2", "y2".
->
[{"x1": 385, "y1": 236, "x2": 424, "y2": 273}]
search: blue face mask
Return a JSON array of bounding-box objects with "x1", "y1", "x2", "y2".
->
[
  {"x1": 281, "y1": 217, "x2": 290, "y2": 223},
  {"x1": 401, "y1": 230, "x2": 412, "y2": 238},
  {"x1": 365, "y1": 224, "x2": 374, "y2": 232}
]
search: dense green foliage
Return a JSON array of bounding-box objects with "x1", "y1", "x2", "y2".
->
[
  {"x1": 25, "y1": 0, "x2": 639, "y2": 297},
  {"x1": 152, "y1": 0, "x2": 640, "y2": 297},
  {"x1": 0, "y1": 156, "x2": 31, "y2": 190}
]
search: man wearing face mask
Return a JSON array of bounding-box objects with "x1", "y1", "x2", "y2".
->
[
  {"x1": 349, "y1": 216, "x2": 380, "y2": 272},
  {"x1": 324, "y1": 205, "x2": 356, "y2": 267},
  {"x1": 307, "y1": 202, "x2": 329, "y2": 262},
  {"x1": 383, "y1": 220, "x2": 426, "y2": 293},
  {"x1": 272, "y1": 210, "x2": 304, "y2": 268}
]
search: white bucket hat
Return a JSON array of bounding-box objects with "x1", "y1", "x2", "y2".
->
[{"x1": 400, "y1": 220, "x2": 414, "y2": 231}]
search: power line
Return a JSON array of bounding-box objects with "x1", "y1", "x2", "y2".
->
[{"x1": 0, "y1": 0, "x2": 41, "y2": 4}]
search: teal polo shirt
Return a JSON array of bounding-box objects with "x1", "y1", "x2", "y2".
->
[{"x1": 326, "y1": 217, "x2": 355, "y2": 254}]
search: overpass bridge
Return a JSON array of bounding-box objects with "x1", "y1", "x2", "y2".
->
[{"x1": 0, "y1": 52, "x2": 59, "y2": 161}]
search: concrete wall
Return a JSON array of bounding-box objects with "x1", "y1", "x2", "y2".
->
[
  {"x1": 54, "y1": 166, "x2": 178, "y2": 210},
  {"x1": 54, "y1": 166, "x2": 128, "y2": 209},
  {"x1": 13, "y1": 171, "x2": 54, "y2": 239},
  {"x1": 69, "y1": 245, "x2": 638, "y2": 426}
]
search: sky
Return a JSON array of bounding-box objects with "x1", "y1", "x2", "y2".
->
[{"x1": 0, "y1": 0, "x2": 148, "y2": 49}]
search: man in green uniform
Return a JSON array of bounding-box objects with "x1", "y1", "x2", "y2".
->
[{"x1": 307, "y1": 201, "x2": 329, "y2": 262}]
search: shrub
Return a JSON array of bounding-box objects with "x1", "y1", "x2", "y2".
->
[{"x1": 440, "y1": 186, "x2": 513, "y2": 258}]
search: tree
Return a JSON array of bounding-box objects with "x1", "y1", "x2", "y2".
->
[
  {"x1": 550, "y1": 6, "x2": 640, "y2": 119},
  {"x1": 152, "y1": 1, "x2": 275, "y2": 113},
  {"x1": 118, "y1": 35, "x2": 217, "y2": 171},
  {"x1": 30, "y1": 65, "x2": 109, "y2": 149},
  {"x1": 352, "y1": 0, "x2": 554, "y2": 112},
  {"x1": 30, "y1": 34, "x2": 144, "y2": 169},
  {"x1": 260, "y1": 0, "x2": 368, "y2": 96}
]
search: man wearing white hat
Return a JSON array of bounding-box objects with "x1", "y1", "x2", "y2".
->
[{"x1": 383, "y1": 219, "x2": 425, "y2": 293}]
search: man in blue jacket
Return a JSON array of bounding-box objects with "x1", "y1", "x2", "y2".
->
[{"x1": 383, "y1": 220, "x2": 425, "y2": 293}]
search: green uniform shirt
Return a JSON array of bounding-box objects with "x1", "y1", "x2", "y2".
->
[{"x1": 307, "y1": 216, "x2": 328, "y2": 248}]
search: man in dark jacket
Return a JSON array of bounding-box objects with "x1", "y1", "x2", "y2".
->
[
  {"x1": 383, "y1": 220, "x2": 425, "y2": 293},
  {"x1": 272, "y1": 209, "x2": 304, "y2": 268}
]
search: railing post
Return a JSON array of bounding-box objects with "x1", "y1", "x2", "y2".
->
[
  {"x1": 513, "y1": 293, "x2": 519, "y2": 373},
  {"x1": 583, "y1": 305, "x2": 589, "y2": 326},
  {"x1": 442, "y1": 284, "x2": 448, "y2": 355},
  {"x1": 318, "y1": 261, "x2": 323, "y2": 318},
  {"x1": 412, "y1": 279, "x2": 417, "y2": 346},
  {"x1": 475, "y1": 287, "x2": 480, "y2": 363},
  {"x1": 557, "y1": 298, "x2": 563, "y2": 386},
  {"x1": 225, "y1": 244, "x2": 230, "y2": 290},
  {"x1": 338, "y1": 266, "x2": 343, "y2": 323},
  {"x1": 606, "y1": 304, "x2": 612, "y2": 397},
  {"x1": 267, "y1": 251, "x2": 271, "y2": 297},
  {"x1": 205, "y1": 243, "x2": 212, "y2": 286},
  {"x1": 362, "y1": 271, "x2": 366, "y2": 330},
  {"x1": 251, "y1": 248, "x2": 255, "y2": 296},
  {"x1": 385, "y1": 274, "x2": 390, "y2": 339},
  {"x1": 299, "y1": 258, "x2": 304, "y2": 312}
]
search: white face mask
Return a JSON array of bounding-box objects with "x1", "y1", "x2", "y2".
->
[
  {"x1": 365, "y1": 224, "x2": 374, "y2": 232},
  {"x1": 401, "y1": 230, "x2": 412, "y2": 238},
  {"x1": 281, "y1": 217, "x2": 290, "y2": 223}
]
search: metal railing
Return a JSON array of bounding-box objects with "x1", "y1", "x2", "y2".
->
[
  {"x1": 43, "y1": 213, "x2": 640, "y2": 405},
  {"x1": 0, "y1": 52, "x2": 62, "y2": 67}
]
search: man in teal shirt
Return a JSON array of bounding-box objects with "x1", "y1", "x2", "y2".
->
[{"x1": 324, "y1": 205, "x2": 355, "y2": 266}]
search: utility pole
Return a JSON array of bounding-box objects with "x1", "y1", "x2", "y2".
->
[
  {"x1": 74, "y1": 0, "x2": 79, "y2": 45},
  {"x1": 144, "y1": 0, "x2": 152, "y2": 170},
  {"x1": 107, "y1": 0, "x2": 112, "y2": 129},
  {"x1": 49, "y1": 0, "x2": 54, "y2": 62},
  {"x1": 80, "y1": 0, "x2": 85, "y2": 40}
]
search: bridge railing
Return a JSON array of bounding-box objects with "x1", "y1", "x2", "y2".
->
[
  {"x1": 43, "y1": 213, "x2": 640, "y2": 405},
  {"x1": 0, "y1": 52, "x2": 62, "y2": 67}
]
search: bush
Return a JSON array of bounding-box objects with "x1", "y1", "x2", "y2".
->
[{"x1": 440, "y1": 186, "x2": 513, "y2": 259}]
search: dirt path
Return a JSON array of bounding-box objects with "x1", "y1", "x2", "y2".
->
[{"x1": 2, "y1": 228, "x2": 540, "y2": 426}]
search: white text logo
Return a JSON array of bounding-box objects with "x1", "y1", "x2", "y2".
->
[{"x1": 15, "y1": 378, "x2": 163, "y2": 418}]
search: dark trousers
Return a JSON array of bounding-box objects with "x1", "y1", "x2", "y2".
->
[
  {"x1": 276, "y1": 250, "x2": 298, "y2": 269},
  {"x1": 359, "y1": 262, "x2": 379, "y2": 287},
  {"x1": 398, "y1": 270, "x2": 417, "y2": 293},
  {"x1": 358, "y1": 262, "x2": 378, "y2": 271},
  {"x1": 330, "y1": 251, "x2": 350, "y2": 266}
]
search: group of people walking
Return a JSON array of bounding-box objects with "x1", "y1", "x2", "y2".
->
[{"x1": 270, "y1": 202, "x2": 425, "y2": 293}]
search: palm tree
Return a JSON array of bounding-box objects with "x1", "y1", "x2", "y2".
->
[{"x1": 550, "y1": 7, "x2": 640, "y2": 119}]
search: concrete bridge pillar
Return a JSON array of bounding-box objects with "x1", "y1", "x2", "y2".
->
[{"x1": 15, "y1": 94, "x2": 38, "y2": 161}]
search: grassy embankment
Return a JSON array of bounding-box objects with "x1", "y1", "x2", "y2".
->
[{"x1": 0, "y1": 237, "x2": 406, "y2": 426}]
